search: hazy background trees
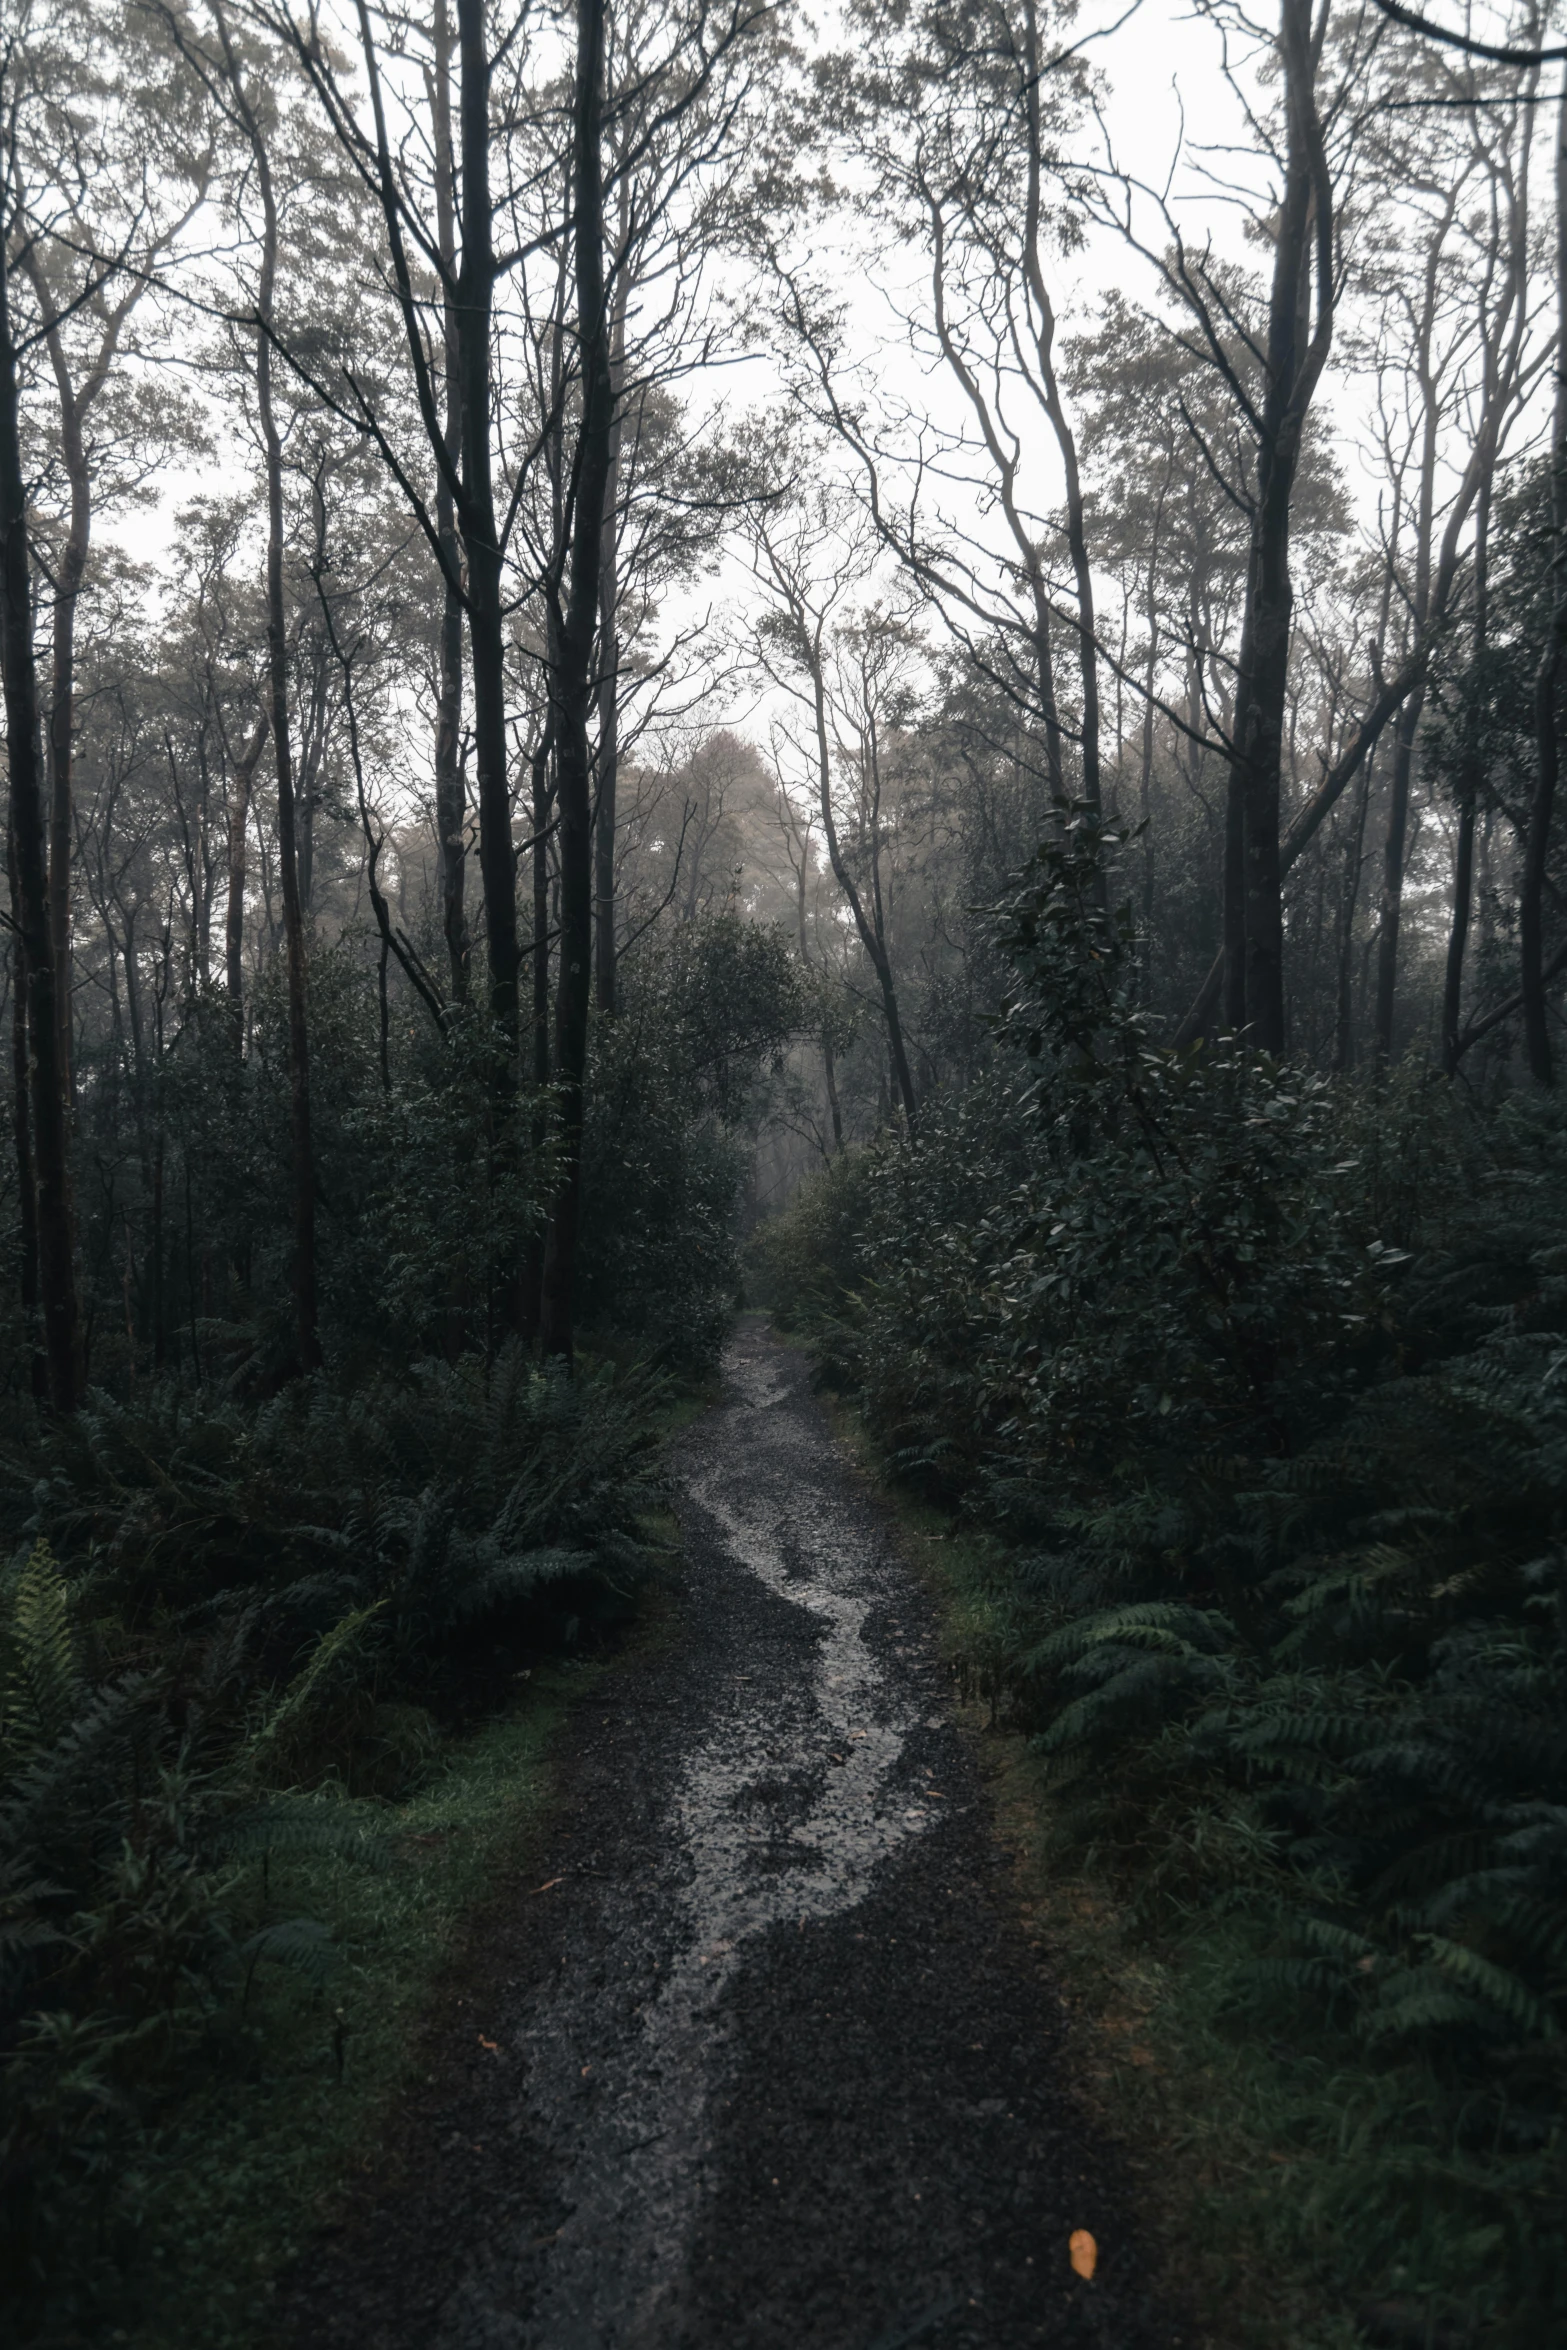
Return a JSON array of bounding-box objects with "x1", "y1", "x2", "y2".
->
[{"x1": 6, "y1": 0, "x2": 1567, "y2": 1408}]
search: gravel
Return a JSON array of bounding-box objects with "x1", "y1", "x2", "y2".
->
[{"x1": 286, "y1": 1320, "x2": 1185, "y2": 2350}]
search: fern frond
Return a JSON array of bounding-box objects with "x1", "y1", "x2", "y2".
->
[{"x1": 2, "y1": 1540, "x2": 79, "y2": 1768}]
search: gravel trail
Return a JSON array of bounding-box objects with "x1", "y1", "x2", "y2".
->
[{"x1": 289, "y1": 1320, "x2": 1183, "y2": 2350}]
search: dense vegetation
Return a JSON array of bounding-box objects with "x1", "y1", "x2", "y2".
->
[
  {"x1": 757, "y1": 826, "x2": 1567, "y2": 2341},
  {"x1": 6, "y1": 0, "x2": 1567, "y2": 2340}
]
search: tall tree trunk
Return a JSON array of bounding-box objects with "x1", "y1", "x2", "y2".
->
[
  {"x1": 0, "y1": 213, "x2": 79, "y2": 1411},
  {"x1": 214, "y1": 4, "x2": 320, "y2": 1369},
  {"x1": 593, "y1": 169, "x2": 630, "y2": 1017},
  {"x1": 1333, "y1": 749, "x2": 1373, "y2": 1072},
  {"x1": 44, "y1": 353, "x2": 86, "y2": 1096},
  {"x1": 224, "y1": 709, "x2": 269, "y2": 1039},
  {"x1": 1372, "y1": 686, "x2": 1425, "y2": 1066},
  {"x1": 1374, "y1": 199, "x2": 1452, "y2": 1068},
  {"x1": 1224, "y1": 0, "x2": 1334, "y2": 1054},
  {"x1": 822, "y1": 1031, "x2": 844, "y2": 1153},
  {"x1": 539, "y1": 0, "x2": 615, "y2": 1362},
  {"x1": 1443, "y1": 479, "x2": 1490, "y2": 1075},
  {"x1": 431, "y1": 0, "x2": 468, "y2": 1004},
  {"x1": 8, "y1": 817, "x2": 43, "y2": 1397},
  {"x1": 1524, "y1": 71, "x2": 1567, "y2": 1087},
  {"x1": 1223, "y1": 754, "x2": 1247, "y2": 1030},
  {"x1": 806, "y1": 630, "x2": 918, "y2": 1128},
  {"x1": 1020, "y1": 0, "x2": 1100, "y2": 826},
  {"x1": 258, "y1": 260, "x2": 318, "y2": 1371},
  {"x1": 457, "y1": 0, "x2": 520, "y2": 1046}
]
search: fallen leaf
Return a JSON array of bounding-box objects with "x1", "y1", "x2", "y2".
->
[{"x1": 1069, "y1": 2229, "x2": 1098, "y2": 2281}]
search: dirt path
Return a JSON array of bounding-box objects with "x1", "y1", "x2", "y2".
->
[{"x1": 289, "y1": 1322, "x2": 1183, "y2": 2350}]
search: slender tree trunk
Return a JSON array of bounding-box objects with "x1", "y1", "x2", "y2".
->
[
  {"x1": 1223, "y1": 746, "x2": 1248, "y2": 1030},
  {"x1": 1333, "y1": 750, "x2": 1372, "y2": 1072},
  {"x1": 1020, "y1": 0, "x2": 1099, "y2": 822},
  {"x1": 594, "y1": 171, "x2": 630, "y2": 1017},
  {"x1": 822, "y1": 1031, "x2": 844, "y2": 1152},
  {"x1": 224, "y1": 710, "x2": 268, "y2": 1039},
  {"x1": 1443, "y1": 481, "x2": 1490, "y2": 1075},
  {"x1": 457, "y1": 0, "x2": 520, "y2": 1045},
  {"x1": 1372, "y1": 686, "x2": 1426, "y2": 1066},
  {"x1": 259, "y1": 312, "x2": 319, "y2": 1370},
  {"x1": 0, "y1": 210, "x2": 79, "y2": 1412},
  {"x1": 215, "y1": 4, "x2": 320, "y2": 1370},
  {"x1": 431, "y1": 0, "x2": 468, "y2": 1004},
  {"x1": 1137, "y1": 485, "x2": 1165, "y2": 998},
  {"x1": 1524, "y1": 72, "x2": 1567, "y2": 1087},
  {"x1": 1374, "y1": 206, "x2": 1452, "y2": 1068},
  {"x1": 1223, "y1": 0, "x2": 1334, "y2": 1055},
  {"x1": 539, "y1": 0, "x2": 615, "y2": 1362},
  {"x1": 807, "y1": 634, "x2": 918, "y2": 1128},
  {"x1": 45, "y1": 380, "x2": 86, "y2": 1096},
  {"x1": 7, "y1": 817, "x2": 43, "y2": 1398}
]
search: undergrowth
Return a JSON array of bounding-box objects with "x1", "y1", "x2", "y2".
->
[
  {"x1": 755, "y1": 817, "x2": 1567, "y2": 2348},
  {"x1": 0, "y1": 1343, "x2": 666, "y2": 2341}
]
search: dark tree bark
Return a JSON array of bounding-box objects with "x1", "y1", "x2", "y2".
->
[
  {"x1": 1018, "y1": 0, "x2": 1101, "y2": 824},
  {"x1": 0, "y1": 203, "x2": 79, "y2": 1412},
  {"x1": 42, "y1": 328, "x2": 86, "y2": 1094},
  {"x1": 1373, "y1": 188, "x2": 1455, "y2": 1067},
  {"x1": 808, "y1": 632, "x2": 918, "y2": 1129},
  {"x1": 1443, "y1": 477, "x2": 1489, "y2": 1075},
  {"x1": 224, "y1": 709, "x2": 269, "y2": 1036},
  {"x1": 7, "y1": 815, "x2": 44, "y2": 1398},
  {"x1": 1333, "y1": 750, "x2": 1373, "y2": 1072},
  {"x1": 213, "y1": 5, "x2": 320, "y2": 1370},
  {"x1": 593, "y1": 181, "x2": 629, "y2": 1020},
  {"x1": 456, "y1": 0, "x2": 521, "y2": 1045},
  {"x1": 1524, "y1": 71, "x2": 1567, "y2": 1087},
  {"x1": 540, "y1": 0, "x2": 615, "y2": 1362},
  {"x1": 1224, "y1": 0, "x2": 1335, "y2": 1053},
  {"x1": 430, "y1": 0, "x2": 468, "y2": 1005}
]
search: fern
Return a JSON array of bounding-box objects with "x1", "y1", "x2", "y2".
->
[{"x1": 1, "y1": 1542, "x2": 79, "y2": 1770}]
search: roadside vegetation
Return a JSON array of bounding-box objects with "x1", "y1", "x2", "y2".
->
[
  {"x1": 0, "y1": 910, "x2": 794, "y2": 2344},
  {"x1": 753, "y1": 826, "x2": 1567, "y2": 2348},
  {"x1": 8, "y1": 1, "x2": 1567, "y2": 2343}
]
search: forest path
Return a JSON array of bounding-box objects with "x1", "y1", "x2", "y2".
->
[{"x1": 289, "y1": 1320, "x2": 1181, "y2": 2350}]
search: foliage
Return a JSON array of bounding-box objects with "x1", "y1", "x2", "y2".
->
[
  {"x1": 763, "y1": 824, "x2": 1567, "y2": 2340},
  {"x1": 0, "y1": 1346, "x2": 664, "y2": 2333},
  {"x1": 580, "y1": 914, "x2": 807, "y2": 1369}
]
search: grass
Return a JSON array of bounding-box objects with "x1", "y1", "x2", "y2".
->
[
  {"x1": 101, "y1": 1656, "x2": 602, "y2": 2350},
  {"x1": 811, "y1": 1375, "x2": 1393, "y2": 2350}
]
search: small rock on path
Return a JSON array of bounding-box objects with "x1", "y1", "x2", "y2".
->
[{"x1": 287, "y1": 1321, "x2": 1184, "y2": 2350}]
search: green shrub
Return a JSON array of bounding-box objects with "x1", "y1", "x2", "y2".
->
[
  {"x1": 0, "y1": 1346, "x2": 664, "y2": 2328},
  {"x1": 761, "y1": 819, "x2": 1567, "y2": 2338}
]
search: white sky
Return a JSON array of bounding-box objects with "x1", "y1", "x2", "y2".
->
[{"x1": 104, "y1": 0, "x2": 1549, "y2": 797}]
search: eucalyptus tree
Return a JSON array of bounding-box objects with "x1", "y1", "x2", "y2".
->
[
  {"x1": 16, "y1": 3, "x2": 209, "y2": 1100},
  {"x1": 747, "y1": 471, "x2": 921, "y2": 1129},
  {"x1": 781, "y1": 0, "x2": 1103, "y2": 836},
  {"x1": 1348, "y1": 29, "x2": 1544, "y2": 1064}
]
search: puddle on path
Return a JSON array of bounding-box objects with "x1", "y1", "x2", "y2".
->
[{"x1": 447, "y1": 1337, "x2": 934, "y2": 2349}]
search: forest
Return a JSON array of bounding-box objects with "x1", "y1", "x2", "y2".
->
[{"x1": 2, "y1": 0, "x2": 1566, "y2": 2343}]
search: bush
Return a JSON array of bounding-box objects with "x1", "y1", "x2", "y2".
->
[
  {"x1": 760, "y1": 819, "x2": 1567, "y2": 2340},
  {"x1": 579, "y1": 914, "x2": 806, "y2": 1369},
  {"x1": 0, "y1": 1345, "x2": 664, "y2": 2326}
]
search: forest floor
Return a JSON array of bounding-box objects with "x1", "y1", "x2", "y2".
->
[{"x1": 279, "y1": 1318, "x2": 1186, "y2": 2350}]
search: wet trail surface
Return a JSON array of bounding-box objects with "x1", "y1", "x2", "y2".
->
[{"x1": 290, "y1": 1323, "x2": 1183, "y2": 2350}]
